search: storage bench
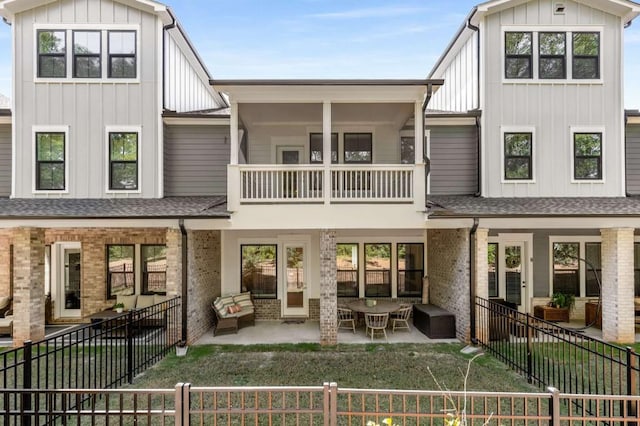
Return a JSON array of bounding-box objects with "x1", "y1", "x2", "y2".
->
[{"x1": 412, "y1": 304, "x2": 456, "y2": 339}]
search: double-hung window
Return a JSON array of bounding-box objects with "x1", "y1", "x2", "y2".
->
[
  {"x1": 552, "y1": 242, "x2": 580, "y2": 296},
  {"x1": 572, "y1": 32, "x2": 600, "y2": 79},
  {"x1": 107, "y1": 245, "x2": 135, "y2": 298},
  {"x1": 108, "y1": 31, "x2": 137, "y2": 78},
  {"x1": 539, "y1": 32, "x2": 566, "y2": 79},
  {"x1": 37, "y1": 30, "x2": 66, "y2": 78},
  {"x1": 344, "y1": 133, "x2": 372, "y2": 164},
  {"x1": 73, "y1": 31, "x2": 101, "y2": 78},
  {"x1": 241, "y1": 245, "x2": 277, "y2": 298},
  {"x1": 35, "y1": 132, "x2": 66, "y2": 191},
  {"x1": 364, "y1": 243, "x2": 391, "y2": 297},
  {"x1": 551, "y1": 238, "x2": 601, "y2": 298},
  {"x1": 142, "y1": 245, "x2": 167, "y2": 294},
  {"x1": 109, "y1": 132, "x2": 138, "y2": 190},
  {"x1": 505, "y1": 32, "x2": 532, "y2": 79},
  {"x1": 573, "y1": 132, "x2": 602, "y2": 180},
  {"x1": 504, "y1": 132, "x2": 533, "y2": 180},
  {"x1": 337, "y1": 243, "x2": 358, "y2": 297},
  {"x1": 309, "y1": 133, "x2": 338, "y2": 164},
  {"x1": 397, "y1": 243, "x2": 423, "y2": 297}
]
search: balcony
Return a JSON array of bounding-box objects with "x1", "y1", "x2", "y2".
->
[{"x1": 238, "y1": 164, "x2": 416, "y2": 204}]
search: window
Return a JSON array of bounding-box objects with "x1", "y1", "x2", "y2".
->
[
  {"x1": 505, "y1": 32, "x2": 532, "y2": 79},
  {"x1": 73, "y1": 31, "x2": 101, "y2": 78},
  {"x1": 38, "y1": 30, "x2": 66, "y2": 78},
  {"x1": 107, "y1": 245, "x2": 135, "y2": 298},
  {"x1": 539, "y1": 32, "x2": 566, "y2": 79},
  {"x1": 336, "y1": 243, "x2": 358, "y2": 297},
  {"x1": 573, "y1": 133, "x2": 602, "y2": 180},
  {"x1": 553, "y1": 243, "x2": 579, "y2": 296},
  {"x1": 504, "y1": 133, "x2": 532, "y2": 180},
  {"x1": 344, "y1": 133, "x2": 372, "y2": 163},
  {"x1": 397, "y1": 243, "x2": 423, "y2": 297},
  {"x1": 108, "y1": 31, "x2": 136, "y2": 78},
  {"x1": 635, "y1": 243, "x2": 640, "y2": 297},
  {"x1": 364, "y1": 243, "x2": 391, "y2": 297},
  {"x1": 584, "y1": 242, "x2": 601, "y2": 297},
  {"x1": 572, "y1": 32, "x2": 599, "y2": 79},
  {"x1": 310, "y1": 133, "x2": 338, "y2": 163},
  {"x1": 109, "y1": 132, "x2": 138, "y2": 190},
  {"x1": 400, "y1": 137, "x2": 415, "y2": 164},
  {"x1": 488, "y1": 243, "x2": 498, "y2": 298},
  {"x1": 35, "y1": 132, "x2": 65, "y2": 191},
  {"x1": 241, "y1": 245, "x2": 277, "y2": 298},
  {"x1": 142, "y1": 245, "x2": 166, "y2": 294}
]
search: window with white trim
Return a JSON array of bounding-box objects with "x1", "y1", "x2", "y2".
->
[
  {"x1": 108, "y1": 132, "x2": 139, "y2": 190},
  {"x1": 572, "y1": 32, "x2": 600, "y2": 79},
  {"x1": 35, "y1": 132, "x2": 66, "y2": 191},
  {"x1": 539, "y1": 32, "x2": 566, "y2": 79},
  {"x1": 573, "y1": 132, "x2": 602, "y2": 180},
  {"x1": 505, "y1": 32, "x2": 533, "y2": 79},
  {"x1": 108, "y1": 31, "x2": 136, "y2": 78},
  {"x1": 550, "y1": 237, "x2": 601, "y2": 298},
  {"x1": 504, "y1": 132, "x2": 533, "y2": 180},
  {"x1": 38, "y1": 30, "x2": 66, "y2": 78},
  {"x1": 73, "y1": 31, "x2": 101, "y2": 78}
]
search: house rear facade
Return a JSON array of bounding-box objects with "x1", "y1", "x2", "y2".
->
[{"x1": 0, "y1": 0, "x2": 639, "y2": 347}]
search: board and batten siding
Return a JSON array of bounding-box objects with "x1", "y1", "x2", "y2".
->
[
  {"x1": 428, "y1": 125, "x2": 478, "y2": 195},
  {"x1": 627, "y1": 124, "x2": 640, "y2": 195},
  {"x1": 429, "y1": 32, "x2": 479, "y2": 113},
  {"x1": 164, "y1": 31, "x2": 220, "y2": 113},
  {"x1": 164, "y1": 125, "x2": 230, "y2": 196},
  {"x1": 482, "y1": 0, "x2": 625, "y2": 197},
  {"x1": 0, "y1": 124, "x2": 10, "y2": 197},
  {"x1": 13, "y1": 0, "x2": 162, "y2": 198}
]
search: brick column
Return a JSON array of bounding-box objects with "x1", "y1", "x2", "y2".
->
[
  {"x1": 165, "y1": 228, "x2": 183, "y2": 343},
  {"x1": 319, "y1": 230, "x2": 337, "y2": 346},
  {"x1": 474, "y1": 228, "x2": 489, "y2": 342},
  {"x1": 0, "y1": 233, "x2": 11, "y2": 296},
  {"x1": 600, "y1": 228, "x2": 634, "y2": 343},
  {"x1": 12, "y1": 227, "x2": 45, "y2": 347}
]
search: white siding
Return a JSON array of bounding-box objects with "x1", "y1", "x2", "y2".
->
[
  {"x1": 482, "y1": 0, "x2": 625, "y2": 197},
  {"x1": 164, "y1": 31, "x2": 220, "y2": 113},
  {"x1": 429, "y1": 33, "x2": 479, "y2": 113},
  {"x1": 13, "y1": 0, "x2": 162, "y2": 198}
]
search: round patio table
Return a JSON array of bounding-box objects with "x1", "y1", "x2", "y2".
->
[{"x1": 347, "y1": 300, "x2": 401, "y2": 314}]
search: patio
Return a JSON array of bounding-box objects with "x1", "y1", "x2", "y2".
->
[{"x1": 195, "y1": 320, "x2": 460, "y2": 345}]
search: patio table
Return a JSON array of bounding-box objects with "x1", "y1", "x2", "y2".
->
[{"x1": 347, "y1": 300, "x2": 401, "y2": 315}]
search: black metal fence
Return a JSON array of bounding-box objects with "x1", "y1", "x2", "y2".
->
[
  {"x1": 476, "y1": 297, "x2": 640, "y2": 399},
  {"x1": 0, "y1": 297, "x2": 181, "y2": 392}
]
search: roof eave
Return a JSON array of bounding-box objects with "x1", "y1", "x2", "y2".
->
[{"x1": 211, "y1": 79, "x2": 443, "y2": 87}]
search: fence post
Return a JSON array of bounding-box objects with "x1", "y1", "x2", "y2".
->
[
  {"x1": 329, "y1": 382, "x2": 338, "y2": 426},
  {"x1": 22, "y1": 340, "x2": 32, "y2": 426},
  {"x1": 627, "y1": 347, "x2": 638, "y2": 422},
  {"x1": 526, "y1": 314, "x2": 533, "y2": 384},
  {"x1": 175, "y1": 383, "x2": 190, "y2": 426},
  {"x1": 548, "y1": 387, "x2": 559, "y2": 426},
  {"x1": 127, "y1": 311, "x2": 134, "y2": 384}
]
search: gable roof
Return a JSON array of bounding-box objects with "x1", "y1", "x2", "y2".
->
[{"x1": 428, "y1": 0, "x2": 640, "y2": 79}]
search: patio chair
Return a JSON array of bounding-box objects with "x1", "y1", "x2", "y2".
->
[
  {"x1": 391, "y1": 306, "x2": 412, "y2": 333},
  {"x1": 365, "y1": 312, "x2": 389, "y2": 341},
  {"x1": 337, "y1": 307, "x2": 356, "y2": 333}
]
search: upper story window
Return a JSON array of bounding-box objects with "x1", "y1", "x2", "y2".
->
[
  {"x1": 38, "y1": 30, "x2": 66, "y2": 78},
  {"x1": 573, "y1": 132, "x2": 602, "y2": 180},
  {"x1": 344, "y1": 133, "x2": 372, "y2": 164},
  {"x1": 505, "y1": 32, "x2": 532, "y2": 79},
  {"x1": 73, "y1": 31, "x2": 101, "y2": 78},
  {"x1": 309, "y1": 133, "x2": 338, "y2": 164},
  {"x1": 539, "y1": 32, "x2": 566, "y2": 79},
  {"x1": 35, "y1": 132, "x2": 66, "y2": 191},
  {"x1": 108, "y1": 31, "x2": 137, "y2": 78},
  {"x1": 504, "y1": 132, "x2": 533, "y2": 180},
  {"x1": 572, "y1": 32, "x2": 600, "y2": 79},
  {"x1": 109, "y1": 132, "x2": 139, "y2": 191}
]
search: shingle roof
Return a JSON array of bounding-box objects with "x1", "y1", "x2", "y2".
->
[
  {"x1": 0, "y1": 197, "x2": 230, "y2": 218},
  {"x1": 427, "y1": 195, "x2": 640, "y2": 217}
]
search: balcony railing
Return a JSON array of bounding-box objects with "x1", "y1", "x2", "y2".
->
[{"x1": 239, "y1": 165, "x2": 414, "y2": 204}]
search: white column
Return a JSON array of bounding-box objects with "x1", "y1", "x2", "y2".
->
[
  {"x1": 323, "y1": 101, "x2": 332, "y2": 205},
  {"x1": 413, "y1": 100, "x2": 426, "y2": 210},
  {"x1": 414, "y1": 100, "x2": 424, "y2": 165},
  {"x1": 230, "y1": 101, "x2": 239, "y2": 165}
]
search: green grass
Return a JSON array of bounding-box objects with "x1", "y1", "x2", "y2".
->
[{"x1": 130, "y1": 343, "x2": 538, "y2": 392}]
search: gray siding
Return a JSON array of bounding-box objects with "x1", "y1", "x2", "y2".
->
[
  {"x1": 428, "y1": 125, "x2": 478, "y2": 195},
  {"x1": 626, "y1": 124, "x2": 640, "y2": 195},
  {"x1": 0, "y1": 124, "x2": 10, "y2": 197},
  {"x1": 164, "y1": 125, "x2": 230, "y2": 196}
]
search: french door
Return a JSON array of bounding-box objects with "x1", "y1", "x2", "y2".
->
[{"x1": 281, "y1": 241, "x2": 309, "y2": 317}]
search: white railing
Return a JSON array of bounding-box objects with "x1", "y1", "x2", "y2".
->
[
  {"x1": 240, "y1": 165, "x2": 325, "y2": 203},
  {"x1": 239, "y1": 165, "x2": 415, "y2": 204}
]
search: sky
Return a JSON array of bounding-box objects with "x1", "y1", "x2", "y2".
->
[{"x1": 0, "y1": 0, "x2": 639, "y2": 108}]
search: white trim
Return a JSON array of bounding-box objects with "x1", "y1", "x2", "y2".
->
[
  {"x1": 33, "y1": 24, "x2": 141, "y2": 84},
  {"x1": 53, "y1": 241, "x2": 82, "y2": 319},
  {"x1": 425, "y1": 129, "x2": 431, "y2": 195},
  {"x1": 500, "y1": 126, "x2": 536, "y2": 184},
  {"x1": 281, "y1": 236, "x2": 311, "y2": 317},
  {"x1": 156, "y1": 18, "x2": 164, "y2": 198},
  {"x1": 569, "y1": 125, "x2": 606, "y2": 183},
  {"x1": 10, "y1": 19, "x2": 15, "y2": 198},
  {"x1": 32, "y1": 125, "x2": 70, "y2": 194},
  {"x1": 548, "y1": 235, "x2": 601, "y2": 298},
  {"x1": 501, "y1": 26, "x2": 604, "y2": 84},
  {"x1": 104, "y1": 126, "x2": 143, "y2": 194},
  {"x1": 162, "y1": 117, "x2": 230, "y2": 126}
]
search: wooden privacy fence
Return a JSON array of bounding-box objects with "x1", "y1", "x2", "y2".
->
[{"x1": 2, "y1": 383, "x2": 640, "y2": 425}]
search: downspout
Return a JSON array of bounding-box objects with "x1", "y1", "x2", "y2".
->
[
  {"x1": 474, "y1": 116, "x2": 482, "y2": 197},
  {"x1": 422, "y1": 84, "x2": 434, "y2": 194},
  {"x1": 466, "y1": 17, "x2": 482, "y2": 197},
  {"x1": 162, "y1": 10, "x2": 177, "y2": 110},
  {"x1": 625, "y1": 113, "x2": 629, "y2": 196},
  {"x1": 179, "y1": 219, "x2": 188, "y2": 344},
  {"x1": 469, "y1": 217, "x2": 480, "y2": 344}
]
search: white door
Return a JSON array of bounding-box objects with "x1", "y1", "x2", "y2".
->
[
  {"x1": 499, "y1": 242, "x2": 528, "y2": 312},
  {"x1": 54, "y1": 242, "x2": 82, "y2": 318},
  {"x1": 281, "y1": 242, "x2": 309, "y2": 317}
]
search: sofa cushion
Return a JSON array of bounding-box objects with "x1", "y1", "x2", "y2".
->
[
  {"x1": 117, "y1": 295, "x2": 137, "y2": 311},
  {"x1": 153, "y1": 294, "x2": 167, "y2": 305},
  {"x1": 213, "y1": 296, "x2": 235, "y2": 318},
  {"x1": 233, "y1": 292, "x2": 253, "y2": 309},
  {"x1": 136, "y1": 295, "x2": 155, "y2": 309},
  {"x1": 0, "y1": 296, "x2": 10, "y2": 310}
]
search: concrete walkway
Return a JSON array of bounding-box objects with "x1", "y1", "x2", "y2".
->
[{"x1": 194, "y1": 320, "x2": 460, "y2": 345}]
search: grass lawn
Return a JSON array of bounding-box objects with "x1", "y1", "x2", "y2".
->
[{"x1": 130, "y1": 343, "x2": 538, "y2": 392}]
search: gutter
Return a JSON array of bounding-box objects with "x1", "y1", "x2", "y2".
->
[
  {"x1": 179, "y1": 219, "x2": 188, "y2": 344},
  {"x1": 423, "y1": 84, "x2": 434, "y2": 181},
  {"x1": 161, "y1": 9, "x2": 177, "y2": 111},
  {"x1": 626, "y1": 112, "x2": 630, "y2": 196},
  {"x1": 469, "y1": 217, "x2": 480, "y2": 343},
  {"x1": 465, "y1": 15, "x2": 482, "y2": 197}
]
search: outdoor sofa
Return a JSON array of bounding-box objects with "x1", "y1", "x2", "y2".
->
[{"x1": 211, "y1": 292, "x2": 255, "y2": 336}]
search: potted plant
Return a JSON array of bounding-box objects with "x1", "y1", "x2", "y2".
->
[
  {"x1": 113, "y1": 303, "x2": 125, "y2": 313},
  {"x1": 550, "y1": 292, "x2": 575, "y2": 311}
]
